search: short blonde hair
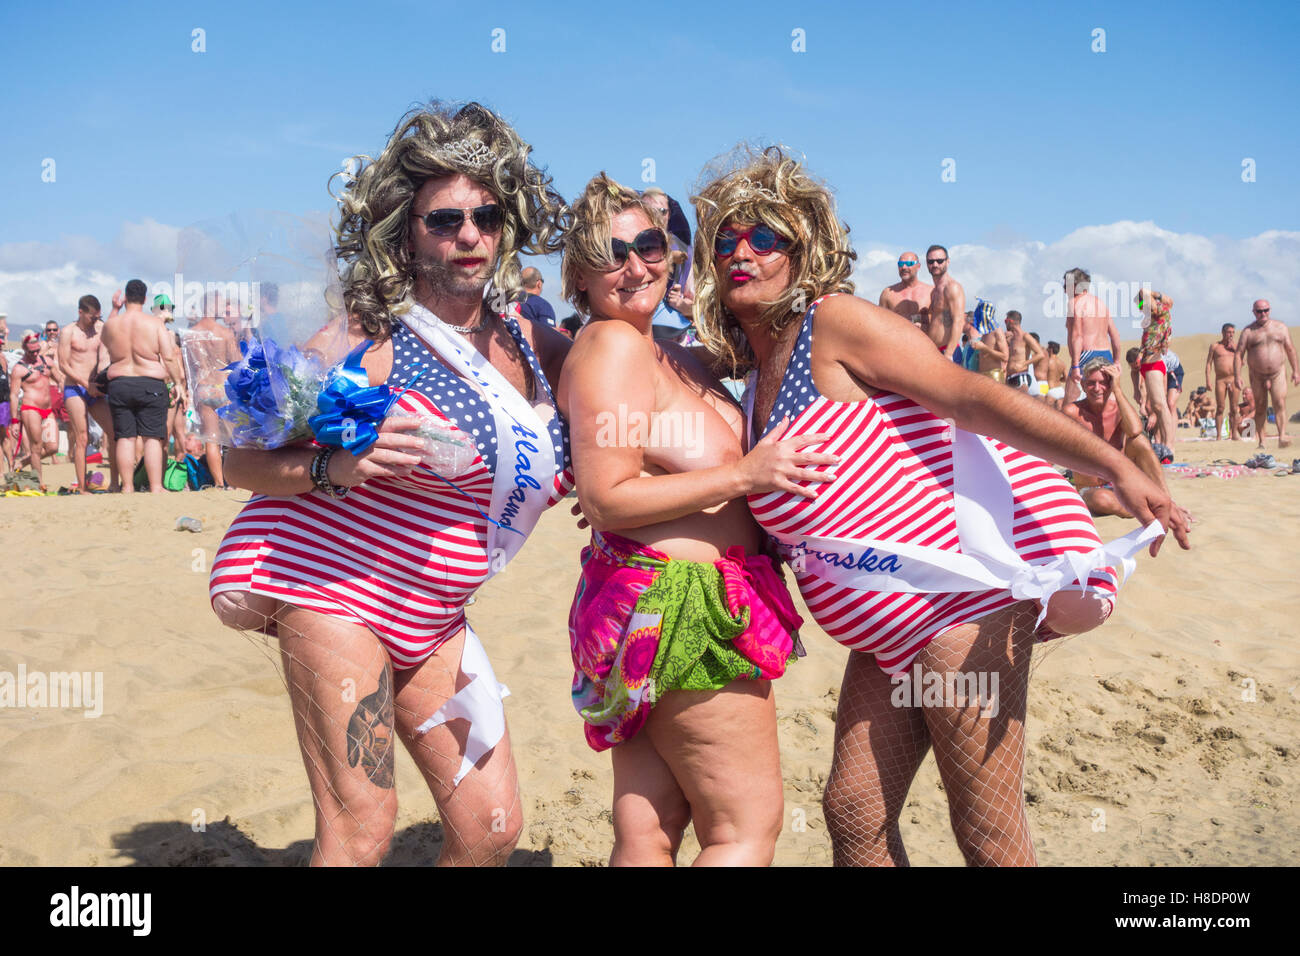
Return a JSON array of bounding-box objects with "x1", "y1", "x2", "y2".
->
[
  {"x1": 561, "y1": 173, "x2": 664, "y2": 317},
  {"x1": 691, "y1": 145, "x2": 855, "y2": 373}
]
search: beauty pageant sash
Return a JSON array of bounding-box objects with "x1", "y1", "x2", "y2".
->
[
  {"x1": 401, "y1": 302, "x2": 559, "y2": 583},
  {"x1": 748, "y1": 391, "x2": 1162, "y2": 627}
]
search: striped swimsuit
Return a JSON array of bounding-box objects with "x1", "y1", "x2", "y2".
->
[
  {"x1": 209, "y1": 315, "x2": 572, "y2": 669},
  {"x1": 747, "y1": 297, "x2": 1119, "y2": 676}
]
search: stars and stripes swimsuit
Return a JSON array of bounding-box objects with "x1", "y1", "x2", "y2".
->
[
  {"x1": 747, "y1": 296, "x2": 1120, "y2": 676},
  {"x1": 209, "y1": 315, "x2": 572, "y2": 669}
]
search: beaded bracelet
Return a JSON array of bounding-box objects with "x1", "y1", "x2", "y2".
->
[{"x1": 311, "y1": 445, "x2": 349, "y2": 498}]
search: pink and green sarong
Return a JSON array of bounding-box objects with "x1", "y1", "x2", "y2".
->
[{"x1": 569, "y1": 531, "x2": 803, "y2": 752}]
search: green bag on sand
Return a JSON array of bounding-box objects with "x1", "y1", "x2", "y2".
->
[{"x1": 133, "y1": 459, "x2": 188, "y2": 492}]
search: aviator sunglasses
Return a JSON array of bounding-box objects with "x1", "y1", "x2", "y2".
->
[
  {"x1": 714, "y1": 224, "x2": 791, "y2": 257},
  {"x1": 605, "y1": 228, "x2": 669, "y2": 270},
  {"x1": 415, "y1": 204, "x2": 505, "y2": 236}
]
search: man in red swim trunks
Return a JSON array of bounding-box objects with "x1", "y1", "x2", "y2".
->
[{"x1": 8, "y1": 332, "x2": 59, "y2": 488}]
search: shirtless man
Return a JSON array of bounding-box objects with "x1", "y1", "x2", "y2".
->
[
  {"x1": 966, "y1": 303, "x2": 1008, "y2": 381},
  {"x1": 8, "y1": 332, "x2": 58, "y2": 488},
  {"x1": 102, "y1": 279, "x2": 185, "y2": 492},
  {"x1": 1238, "y1": 385, "x2": 1256, "y2": 440},
  {"x1": 923, "y1": 244, "x2": 964, "y2": 354},
  {"x1": 878, "y1": 250, "x2": 933, "y2": 325},
  {"x1": 57, "y1": 294, "x2": 119, "y2": 492},
  {"x1": 1205, "y1": 323, "x2": 1240, "y2": 440},
  {"x1": 1063, "y1": 267, "x2": 1121, "y2": 405},
  {"x1": 183, "y1": 291, "x2": 241, "y2": 486},
  {"x1": 1044, "y1": 341, "x2": 1067, "y2": 408},
  {"x1": 1063, "y1": 359, "x2": 1174, "y2": 519},
  {"x1": 1004, "y1": 311, "x2": 1045, "y2": 392},
  {"x1": 1235, "y1": 299, "x2": 1299, "y2": 448}
]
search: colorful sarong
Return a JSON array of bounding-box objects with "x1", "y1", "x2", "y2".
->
[{"x1": 569, "y1": 531, "x2": 802, "y2": 752}]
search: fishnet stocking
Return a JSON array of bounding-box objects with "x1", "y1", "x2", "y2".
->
[
  {"x1": 217, "y1": 593, "x2": 520, "y2": 866},
  {"x1": 824, "y1": 601, "x2": 1039, "y2": 867}
]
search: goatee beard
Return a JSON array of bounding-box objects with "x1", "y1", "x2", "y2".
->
[{"x1": 411, "y1": 255, "x2": 494, "y2": 300}]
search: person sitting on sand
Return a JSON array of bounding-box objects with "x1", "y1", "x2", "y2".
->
[
  {"x1": 1238, "y1": 385, "x2": 1256, "y2": 439},
  {"x1": 558, "y1": 174, "x2": 828, "y2": 866},
  {"x1": 1063, "y1": 359, "x2": 1178, "y2": 519}
]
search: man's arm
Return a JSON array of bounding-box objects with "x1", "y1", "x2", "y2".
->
[
  {"x1": 817, "y1": 295, "x2": 1190, "y2": 552},
  {"x1": 56, "y1": 327, "x2": 86, "y2": 390},
  {"x1": 158, "y1": 324, "x2": 184, "y2": 387},
  {"x1": 943, "y1": 283, "x2": 965, "y2": 353},
  {"x1": 1107, "y1": 316, "x2": 1121, "y2": 363},
  {"x1": 1233, "y1": 330, "x2": 1247, "y2": 388},
  {"x1": 1205, "y1": 345, "x2": 1216, "y2": 398},
  {"x1": 971, "y1": 330, "x2": 1008, "y2": 365},
  {"x1": 1066, "y1": 314, "x2": 1083, "y2": 382},
  {"x1": 8, "y1": 363, "x2": 21, "y2": 410},
  {"x1": 1282, "y1": 325, "x2": 1300, "y2": 385},
  {"x1": 1025, "y1": 334, "x2": 1046, "y2": 366}
]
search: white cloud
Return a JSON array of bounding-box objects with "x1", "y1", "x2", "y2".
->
[
  {"x1": 4, "y1": 218, "x2": 1295, "y2": 339},
  {"x1": 851, "y1": 221, "x2": 1300, "y2": 338}
]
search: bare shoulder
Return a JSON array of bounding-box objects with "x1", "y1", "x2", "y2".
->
[{"x1": 817, "y1": 291, "x2": 894, "y2": 338}]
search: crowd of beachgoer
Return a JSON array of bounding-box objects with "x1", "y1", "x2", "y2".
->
[{"x1": 8, "y1": 99, "x2": 1295, "y2": 870}]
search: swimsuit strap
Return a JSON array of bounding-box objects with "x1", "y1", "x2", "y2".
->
[
  {"x1": 754, "y1": 294, "x2": 840, "y2": 441},
  {"x1": 500, "y1": 310, "x2": 558, "y2": 405}
]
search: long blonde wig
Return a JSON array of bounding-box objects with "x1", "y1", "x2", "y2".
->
[
  {"x1": 691, "y1": 145, "x2": 856, "y2": 372},
  {"x1": 332, "y1": 101, "x2": 569, "y2": 339}
]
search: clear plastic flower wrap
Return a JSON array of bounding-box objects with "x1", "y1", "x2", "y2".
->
[
  {"x1": 410, "y1": 413, "x2": 478, "y2": 474},
  {"x1": 174, "y1": 210, "x2": 351, "y2": 449}
]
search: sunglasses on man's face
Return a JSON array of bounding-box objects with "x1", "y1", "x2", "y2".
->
[
  {"x1": 926, "y1": 257, "x2": 947, "y2": 265},
  {"x1": 605, "y1": 229, "x2": 668, "y2": 270},
  {"x1": 416, "y1": 204, "x2": 504, "y2": 237},
  {"x1": 1254, "y1": 308, "x2": 1270, "y2": 314},
  {"x1": 714, "y1": 224, "x2": 790, "y2": 258},
  {"x1": 898, "y1": 259, "x2": 918, "y2": 267}
]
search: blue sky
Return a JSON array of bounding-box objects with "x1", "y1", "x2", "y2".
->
[{"x1": 2, "y1": 0, "x2": 1297, "y2": 334}]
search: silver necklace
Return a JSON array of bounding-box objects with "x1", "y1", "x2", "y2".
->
[{"x1": 442, "y1": 306, "x2": 492, "y2": 335}]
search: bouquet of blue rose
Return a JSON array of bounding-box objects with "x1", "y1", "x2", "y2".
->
[
  {"x1": 216, "y1": 337, "x2": 328, "y2": 449},
  {"x1": 193, "y1": 331, "x2": 478, "y2": 473}
]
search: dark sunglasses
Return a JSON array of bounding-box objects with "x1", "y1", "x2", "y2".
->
[
  {"x1": 605, "y1": 228, "x2": 668, "y2": 269},
  {"x1": 714, "y1": 224, "x2": 790, "y2": 257},
  {"x1": 926, "y1": 257, "x2": 947, "y2": 265},
  {"x1": 415, "y1": 204, "x2": 504, "y2": 236}
]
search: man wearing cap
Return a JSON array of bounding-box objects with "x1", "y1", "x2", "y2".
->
[
  {"x1": 58, "y1": 294, "x2": 118, "y2": 492},
  {"x1": 878, "y1": 250, "x2": 933, "y2": 325}
]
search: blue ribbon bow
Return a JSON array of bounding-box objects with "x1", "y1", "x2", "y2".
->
[{"x1": 309, "y1": 340, "x2": 402, "y2": 454}]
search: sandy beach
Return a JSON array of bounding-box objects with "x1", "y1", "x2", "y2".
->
[{"x1": 2, "y1": 331, "x2": 1297, "y2": 867}]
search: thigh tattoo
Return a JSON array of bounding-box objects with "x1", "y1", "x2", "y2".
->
[{"x1": 347, "y1": 668, "x2": 395, "y2": 789}]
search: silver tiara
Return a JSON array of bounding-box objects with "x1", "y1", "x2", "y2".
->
[
  {"x1": 733, "y1": 177, "x2": 779, "y2": 202},
  {"x1": 435, "y1": 138, "x2": 497, "y2": 170}
]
